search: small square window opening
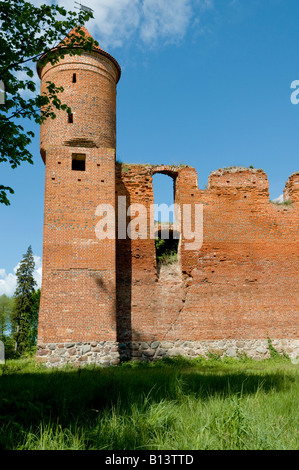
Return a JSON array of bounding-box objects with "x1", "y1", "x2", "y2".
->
[{"x1": 72, "y1": 153, "x2": 86, "y2": 171}]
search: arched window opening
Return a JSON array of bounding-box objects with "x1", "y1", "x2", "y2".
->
[{"x1": 152, "y1": 173, "x2": 180, "y2": 271}]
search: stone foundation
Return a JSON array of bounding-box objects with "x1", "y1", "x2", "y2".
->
[
  {"x1": 120, "y1": 339, "x2": 299, "y2": 362},
  {"x1": 37, "y1": 338, "x2": 299, "y2": 367},
  {"x1": 36, "y1": 341, "x2": 120, "y2": 367}
]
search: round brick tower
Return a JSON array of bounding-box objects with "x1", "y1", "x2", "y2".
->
[
  {"x1": 38, "y1": 26, "x2": 121, "y2": 156},
  {"x1": 36, "y1": 27, "x2": 121, "y2": 367}
]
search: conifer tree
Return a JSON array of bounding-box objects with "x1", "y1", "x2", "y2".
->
[
  {"x1": 29, "y1": 288, "x2": 41, "y2": 349},
  {"x1": 11, "y1": 246, "x2": 37, "y2": 354}
]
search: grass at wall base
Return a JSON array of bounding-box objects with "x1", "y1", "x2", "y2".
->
[{"x1": 0, "y1": 354, "x2": 298, "y2": 450}]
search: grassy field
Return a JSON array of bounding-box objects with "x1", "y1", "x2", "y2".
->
[{"x1": 0, "y1": 355, "x2": 298, "y2": 450}]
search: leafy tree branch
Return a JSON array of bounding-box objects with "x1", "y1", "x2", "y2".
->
[{"x1": 0, "y1": 0, "x2": 98, "y2": 205}]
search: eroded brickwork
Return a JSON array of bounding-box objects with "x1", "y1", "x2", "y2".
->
[
  {"x1": 37, "y1": 28, "x2": 299, "y2": 366},
  {"x1": 115, "y1": 164, "x2": 299, "y2": 356}
]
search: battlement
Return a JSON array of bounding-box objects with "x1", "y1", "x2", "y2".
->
[
  {"x1": 118, "y1": 163, "x2": 299, "y2": 207},
  {"x1": 284, "y1": 172, "x2": 299, "y2": 203},
  {"x1": 207, "y1": 166, "x2": 269, "y2": 195}
]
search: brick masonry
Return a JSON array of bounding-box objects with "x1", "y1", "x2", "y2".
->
[
  {"x1": 37, "y1": 28, "x2": 119, "y2": 350},
  {"x1": 36, "y1": 28, "x2": 299, "y2": 367}
]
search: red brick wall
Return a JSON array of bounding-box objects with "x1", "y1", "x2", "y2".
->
[
  {"x1": 37, "y1": 46, "x2": 120, "y2": 344},
  {"x1": 284, "y1": 172, "x2": 299, "y2": 203},
  {"x1": 39, "y1": 51, "x2": 119, "y2": 153},
  {"x1": 37, "y1": 33, "x2": 298, "y2": 352},
  {"x1": 116, "y1": 165, "x2": 299, "y2": 343}
]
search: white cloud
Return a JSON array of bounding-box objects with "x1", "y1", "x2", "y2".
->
[
  {"x1": 0, "y1": 256, "x2": 42, "y2": 297},
  {"x1": 0, "y1": 270, "x2": 17, "y2": 297},
  {"x1": 27, "y1": 0, "x2": 213, "y2": 49},
  {"x1": 272, "y1": 194, "x2": 284, "y2": 204},
  {"x1": 60, "y1": 0, "x2": 193, "y2": 48},
  {"x1": 33, "y1": 256, "x2": 43, "y2": 288},
  {"x1": 140, "y1": 0, "x2": 193, "y2": 45}
]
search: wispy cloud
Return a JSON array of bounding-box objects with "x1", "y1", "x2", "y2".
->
[
  {"x1": 0, "y1": 256, "x2": 42, "y2": 297},
  {"x1": 139, "y1": 0, "x2": 193, "y2": 45},
  {"x1": 272, "y1": 194, "x2": 284, "y2": 204},
  {"x1": 27, "y1": 0, "x2": 214, "y2": 49}
]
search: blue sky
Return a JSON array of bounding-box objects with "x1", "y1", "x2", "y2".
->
[{"x1": 1, "y1": 0, "x2": 299, "y2": 295}]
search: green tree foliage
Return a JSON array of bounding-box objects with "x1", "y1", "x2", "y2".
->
[
  {"x1": 0, "y1": 0, "x2": 97, "y2": 205},
  {"x1": 29, "y1": 288, "x2": 41, "y2": 349},
  {"x1": 155, "y1": 235, "x2": 179, "y2": 265},
  {"x1": 11, "y1": 246, "x2": 37, "y2": 355},
  {"x1": 0, "y1": 294, "x2": 13, "y2": 340}
]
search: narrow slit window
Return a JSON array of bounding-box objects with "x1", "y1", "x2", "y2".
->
[
  {"x1": 68, "y1": 113, "x2": 73, "y2": 124},
  {"x1": 72, "y1": 73, "x2": 77, "y2": 83},
  {"x1": 72, "y1": 153, "x2": 86, "y2": 172}
]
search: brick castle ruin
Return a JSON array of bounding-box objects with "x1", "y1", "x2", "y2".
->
[{"x1": 36, "y1": 27, "x2": 299, "y2": 366}]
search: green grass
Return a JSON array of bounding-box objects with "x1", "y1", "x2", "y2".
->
[
  {"x1": 270, "y1": 199, "x2": 293, "y2": 206},
  {"x1": 0, "y1": 356, "x2": 298, "y2": 450},
  {"x1": 155, "y1": 237, "x2": 179, "y2": 266}
]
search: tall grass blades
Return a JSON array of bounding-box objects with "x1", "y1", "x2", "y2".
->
[{"x1": 0, "y1": 356, "x2": 298, "y2": 450}]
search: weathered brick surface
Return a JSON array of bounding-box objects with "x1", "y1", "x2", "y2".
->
[
  {"x1": 37, "y1": 28, "x2": 298, "y2": 365},
  {"x1": 284, "y1": 172, "x2": 299, "y2": 203},
  {"x1": 116, "y1": 165, "x2": 299, "y2": 343},
  {"x1": 37, "y1": 30, "x2": 120, "y2": 346}
]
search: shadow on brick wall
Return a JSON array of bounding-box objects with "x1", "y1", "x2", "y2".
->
[{"x1": 115, "y1": 162, "x2": 132, "y2": 355}]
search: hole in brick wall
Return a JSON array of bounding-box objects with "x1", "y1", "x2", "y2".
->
[
  {"x1": 153, "y1": 173, "x2": 176, "y2": 224},
  {"x1": 52, "y1": 177, "x2": 55, "y2": 181},
  {"x1": 58, "y1": 162, "x2": 61, "y2": 165},
  {"x1": 155, "y1": 230, "x2": 179, "y2": 269},
  {"x1": 153, "y1": 173, "x2": 179, "y2": 272},
  {"x1": 68, "y1": 113, "x2": 73, "y2": 124},
  {"x1": 72, "y1": 153, "x2": 86, "y2": 171},
  {"x1": 72, "y1": 73, "x2": 77, "y2": 83}
]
